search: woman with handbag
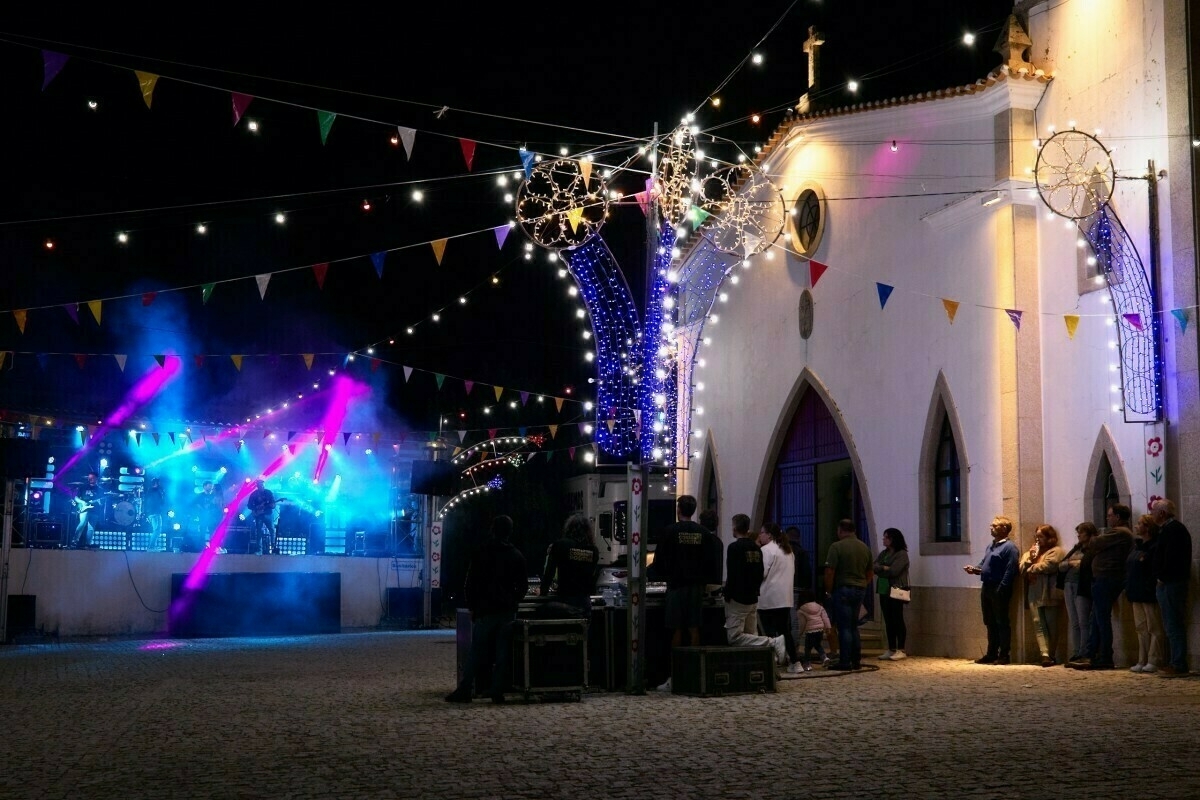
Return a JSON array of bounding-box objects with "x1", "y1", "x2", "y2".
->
[
  {"x1": 1019, "y1": 524, "x2": 1066, "y2": 666},
  {"x1": 873, "y1": 528, "x2": 910, "y2": 661}
]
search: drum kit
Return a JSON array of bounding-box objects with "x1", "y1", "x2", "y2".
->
[{"x1": 67, "y1": 478, "x2": 147, "y2": 530}]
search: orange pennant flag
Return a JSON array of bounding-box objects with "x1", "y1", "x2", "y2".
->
[
  {"x1": 431, "y1": 239, "x2": 448, "y2": 265},
  {"x1": 13, "y1": 310, "x2": 27, "y2": 334},
  {"x1": 579, "y1": 160, "x2": 593, "y2": 186},
  {"x1": 303, "y1": 354, "x2": 315, "y2": 370},
  {"x1": 0, "y1": 352, "x2": 7, "y2": 370},
  {"x1": 87, "y1": 300, "x2": 102, "y2": 325},
  {"x1": 548, "y1": 424, "x2": 559, "y2": 439},
  {"x1": 941, "y1": 298, "x2": 959, "y2": 324},
  {"x1": 231, "y1": 355, "x2": 243, "y2": 371},
  {"x1": 494, "y1": 386, "x2": 503, "y2": 401},
  {"x1": 555, "y1": 397, "x2": 564, "y2": 413},
  {"x1": 134, "y1": 71, "x2": 159, "y2": 108},
  {"x1": 1064, "y1": 315, "x2": 1081, "y2": 340}
]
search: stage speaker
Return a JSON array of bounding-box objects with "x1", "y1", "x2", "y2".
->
[
  {"x1": 31, "y1": 521, "x2": 63, "y2": 548},
  {"x1": 5, "y1": 595, "x2": 36, "y2": 642},
  {"x1": 409, "y1": 460, "x2": 457, "y2": 496},
  {"x1": 0, "y1": 439, "x2": 50, "y2": 480}
]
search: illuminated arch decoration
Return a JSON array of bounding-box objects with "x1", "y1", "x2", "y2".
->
[
  {"x1": 696, "y1": 163, "x2": 787, "y2": 257},
  {"x1": 515, "y1": 158, "x2": 609, "y2": 250},
  {"x1": 656, "y1": 123, "x2": 698, "y2": 227},
  {"x1": 1036, "y1": 130, "x2": 1161, "y2": 422}
]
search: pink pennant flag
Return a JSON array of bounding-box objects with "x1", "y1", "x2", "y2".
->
[
  {"x1": 488, "y1": 428, "x2": 498, "y2": 440},
  {"x1": 634, "y1": 190, "x2": 651, "y2": 217},
  {"x1": 1005, "y1": 309, "x2": 1023, "y2": 330},
  {"x1": 809, "y1": 260, "x2": 829, "y2": 288},
  {"x1": 231, "y1": 92, "x2": 254, "y2": 125},
  {"x1": 494, "y1": 224, "x2": 511, "y2": 249},
  {"x1": 569, "y1": 446, "x2": 576, "y2": 460},
  {"x1": 459, "y1": 139, "x2": 476, "y2": 171},
  {"x1": 464, "y1": 380, "x2": 474, "y2": 395},
  {"x1": 1122, "y1": 313, "x2": 1144, "y2": 331}
]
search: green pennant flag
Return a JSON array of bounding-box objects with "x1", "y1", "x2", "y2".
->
[
  {"x1": 318, "y1": 111, "x2": 337, "y2": 145},
  {"x1": 434, "y1": 373, "x2": 445, "y2": 389},
  {"x1": 202, "y1": 283, "x2": 215, "y2": 304}
]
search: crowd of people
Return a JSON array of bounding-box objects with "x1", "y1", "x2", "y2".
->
[{"x1": 965, "y1": 498, "x2": 1192, "y2": 675}]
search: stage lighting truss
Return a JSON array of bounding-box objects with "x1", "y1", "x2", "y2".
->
[
  {"x1": 696, "y1": 163, "x2": 786, "y2": 257},
  {"x1": 516, "y1": 159, "x2": 609, "y2": 250}
]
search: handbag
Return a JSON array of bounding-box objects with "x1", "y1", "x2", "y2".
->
[{"x1": 889, "y1": 585, "x2": 911, "y2": 603}]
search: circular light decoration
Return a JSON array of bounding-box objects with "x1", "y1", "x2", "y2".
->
[
  {"x1": 656, "y1": 123, "x2": 697, "y2": 227},
  {"x1": 696, "y1": 163, "x2": 786, "y2": 257},
  {"x1": 1035, "y1": 130, "x2": 1114, "y2": 220},
  {"x1": 516, "y1": 158, "x2": 609, "y2": 250}
]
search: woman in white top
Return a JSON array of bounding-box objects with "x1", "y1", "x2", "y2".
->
[{"x1": 758, "y1": 522, "x2": 799, "y2": 671}]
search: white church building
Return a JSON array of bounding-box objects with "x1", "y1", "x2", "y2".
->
[{"x1": 675, "y1": 0, "x2": 1197, "y2": 661}]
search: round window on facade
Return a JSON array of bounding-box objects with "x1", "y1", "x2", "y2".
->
[{"x1": 789, "y1": 184, "x2": 826, "y2": 258}]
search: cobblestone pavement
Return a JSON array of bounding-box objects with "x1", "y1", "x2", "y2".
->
[{"x1": 2, "y1": 629, "x2": 1198, "y2": 800}]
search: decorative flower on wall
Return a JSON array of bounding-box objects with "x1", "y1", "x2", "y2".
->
[{"x1": 1146, "y1": 437, "x2": 1163, "y2": 457}]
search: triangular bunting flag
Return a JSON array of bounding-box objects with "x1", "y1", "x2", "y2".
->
[
  {"x1": 431, "y1": 239, "x2": 448, "y2": 265},
  {"x1": 371, "y1": 251, "x2": 386, "y2": 278},
  {"x1": 876, "y1": 283, "x2": 894, "y2": 309},
  {"x1": 134, "y1": 432, "x2": 142, "y2": 447},
  {"x1": 634, "y1": 190, "x2": 650, "y2": 217},
  {"x1": 810, "y1": 260, "x2": 829, "y2": 288},
  {"x1": 142, "y1": 292, "x2": 157, "y2": 307},
  {"x1": 518, "y1": 427, "x2": 527, "y2": 436},
  {"x1": 288, "y1": 444, "x2": 296, "y2": 455},
  {"x1": 152, "y1": 432, "x2": 160, "y2": 446},
  {"x1": 153, "y1": 354, "x2": 166, "y2": 368},
  {"x1": 134, "y1": 71, "x2": 159, "y2": 108},
  {"x1": 201, "y1": 283, "x2": 215, "y2": 304},
  {"x1": 1064, "y1": 315, "x2": 1080, "y2": 340},
  {"x1": 231, "y1": 355, "x2": 243, "y2": 371},
  {"x1": 520, "y1": 149, "x2": 536, "y2": 179},
  {"x1": 168, "y1": 432, "x2": 176, "y2": 446},
  {"x1": 688, "y1": 206, "x2": 711, "y2": 226},
  {"x1": 579, "y1": 160, "x2": 592, "y2": 186},
  {"x1": 1005, "y1": 309, "x2": 1023, "y2": 330},
  {"x1": 74, "y1": 353, "x2": 87, "y2": 369},
  {"x1": 494, "y1": 224, "x2": 511, "y2": 249},
  {"x1": 312, "y1": 263, "x2": 328, "y2": 289},
  {"x1": 942, "y1": 298, "x2": 959, "y2": 324},
  {"x1": 403, "y1": 366, "x2": 413, "y2": 382},
  {"x1": 343, "y1": 432, "x2": 352, "y2": 445},
  {"x1": 317, "y1": 111, "x2": 337, "y2": 145},
  {"x1": 742, "y1": 233, "x2": 761, "y2": 257},
  {"x1": 569, "y1": 447, "x2": 576, "y2": 460},
  {"x1": 63, "y1": 304, "x2": 79, "y2": 325},
  {"x1": 459, "y1": 139, "x2": 476, "y2": 171},
  {"x1": 396, "y1": 126, "x2": 416, "y2": 159},
  {"x1": 606, "y1": 419, "x2": 615, "y2": 433},
  {"x1": 231, "y1": 92, "x2": 254, "y2": 125},
  {"x1": 1172, "y1": 308, "x2": 1190, "y2": 332},
  {"x1": 287, "y1": 431, "x2": 297, "y2": 441},
  {"x1": 1122, "y1": 313, "x2": 1144, "y2": 331},
  {"x1": 634, "y1": 409, "x2": 641, "y2": 427},
  {"x1": 193, "y1": 354, "x2": 205, "y2": 368},
  {"x1": 115, "y1": 354, "x2": 127, "y2": 371},
  {"x1": 42, "y1": 51, "x2": 69, "y2": 90},
  {"x1": 548, "y1": 424, "x2": 559, "y2": 438},
  {"x1": 87, "y1": 300, "x2": 102, "y2": 325},
  {"x1": 0, "y1": 351, "x2": 6, "y2": 370},
  {"x1": 488, "y1": 428, "x2": 497, "y2": 440},
  {"x1": 235, "y1": 439, "x2": 243, "y2": 453},
  {"x1": 554, "y1": 396, "x2": 564, "y2": 413},
  {"x1": 457, "y1": 430, "x2": 467, "y2": 443},
  {"x1": 303, "y1": 354, "x2": 315, "y2": 370},
  {"x1": 464, "y1": 380, "x2": 475, "y2": 395},
  {"x1": 13, "y1": 310, "x2": 26, "y2": 334},
  {"x1": 36, "y1": 354, "x2": 48, "y2": 370},
  {"x1": 370, "y1": 358, "x2": 381, "y2": 372},
  {"x1": 566, "y1": 207, "x2": 584, "y2": 233},
  {"x1": 435, "y1": 373, "x2": 445, "y2": 389},
  {"x1": 255, "y1": 274, "x2": 271, "y2": 299},
  {"x1": 520, "y1": 391, "x2": 529, "y2": 406},
  {"x1": 494, "y1": 386, "x2": 503, "y2": 401}
]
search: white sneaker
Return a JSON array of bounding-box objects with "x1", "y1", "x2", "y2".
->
[
  {"x1": 890, "y1": 650, "x2": 907, "y2": 660},
  {"x1": 877, "y1": 650, "x2": 894, "y2": 660},
  {"x1": 1141, "y1": 664, "x2": 1157, "y2": 674},
  {"x1": 1130, "y1": 663, "x2": 1146, "y2": 673},
  {"x1": 786, "y1": 662, "x2": 804, "y2": 674},
  {"x1": 771, "y1": 636, "x2": 788, "y2": 665},
  {"x1": 656, "y1": 677, "x2": 672, "y2": 691}
]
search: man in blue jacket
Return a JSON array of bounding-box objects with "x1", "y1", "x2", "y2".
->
[{"x1": 964, "y1": 516, "x2": 1019, "y2": 664}]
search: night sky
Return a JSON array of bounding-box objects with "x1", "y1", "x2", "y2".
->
[{"x1": 0, "y1": 1, "x2": 1017, "y2": 439}]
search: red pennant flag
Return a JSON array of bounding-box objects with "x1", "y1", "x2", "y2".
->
[
  {"x1": 488, "y1": 429, "x2": 497, "y2": 439},
  {"x1": 370, "y1": 358, "x2": 381, "y2": 372},
  {"x1": 459, "y1": 139, "x2": 476, "y2": 171},
  {"x1": 288, "y1": 444, "x2": 296, "y2": 455},
  {"x1": 231, "y1": 92, "x2": 254, "y2": 125},
  {"x1": 142, "y1": 292, "x2": 157, "y2": 307},
  {"x1": 193, "y1": 354, "x2": 205, "y2": 368},
  {"x1": 312, "y1": 263, "x2": 328, "y2": 289},
  {"x1": 74, "y1": 353, "x2": 87, "y2": 369},
  {"x1": 810, "y1": 260, "x2": 829, "y2": 288}
]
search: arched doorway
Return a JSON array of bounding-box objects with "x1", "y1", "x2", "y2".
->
[{"x1": 763, "y1": 386, "x2": 869, "y2": 592}]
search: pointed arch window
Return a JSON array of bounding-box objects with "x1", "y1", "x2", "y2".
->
[
  {"x1": 919, "y1": 374, "x2": 969, "y2": 555},
  {"x1": 934, "y1": 414, "x2": 962, "y2": 542}
]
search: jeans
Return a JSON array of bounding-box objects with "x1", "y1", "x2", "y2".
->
[
  {"x1": 1063, "y1": 581, "x2": 1091, "y2": 660},
  {"x1": 980, "y1": 582, "x2": 1013, "y2": 658},
  {"x1": 1157, "y1": 580, "x2": 1190, "y2": 672},
  {"x1": 724, "y1": 600, "x2": 772, "y2": 648},
  {"x1": 831, "y1": 585, "x2": 866, "y2": 666},
  {"x1": 1030, "y1": 603, "x2": 1059, "y2": 660},
  {"x1": 1087, "y1": 576, "x2": 1123, "y2": 666},
  {"x1": 879, "y1": 594, "x2": 907, "y2": 651},
  {"x1": 459, "y1": 611, "x2": 515, "y2": 696}
]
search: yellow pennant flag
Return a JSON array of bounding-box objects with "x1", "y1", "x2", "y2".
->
[
  {"x1": 1064, "y1": 315, "x2": 1081, "y2": 340},
  {"x1": 88, "y1": 300, "x2": 102, "y2": 325},
  {"x1": 134, "y1": 71, "x2": 159, "y2": 108},
  {"x1": 303, "y1": 353, "x2": 315, "y2": 370},
  {"x1": 579, "y1": 160, "x2": 593, "y2": 187},
  {"x1": 941, "y1": 298, "x2": 959, "y2": 324},
  {"x1": 494, "y1": 386, "x2": 503, "y2": 401},
  {"x1": 431, "y1": 238, "x2": 448, "y2": 265},
  {"x1": 566, "y1": 207, "x2": 584, "y2": 233},
  {"x1": 13, "y1": 310, "x2": 27, "y2": 334},
  {"x1": 231, "y1": 354, "x2": 243, "y2": 371},
  {"x1": 0, "y1": 351, "x2": 7, "y2": 369},
  {"x1": 548, "y1": 424, "x2": 559, "y2": 439}
]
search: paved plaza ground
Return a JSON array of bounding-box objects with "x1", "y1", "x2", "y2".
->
[{"x1": 1, "y1": 628, "x2": 1197, "y2": 799}]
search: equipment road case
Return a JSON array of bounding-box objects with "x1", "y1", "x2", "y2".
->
[
  {"x1": 510, "y1": 618, "x2": 588, "y2": 702},
  {"x1": 671, "y1": 645, "x2": 778, "y2": 697}
]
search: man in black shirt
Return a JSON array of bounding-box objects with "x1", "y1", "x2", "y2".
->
[
  {"x1": 540, "y1": 513, "x2": 600, "y2": 616},
  {"x1": 724, "y1": 513, "x2": 787, "y2": 659}
]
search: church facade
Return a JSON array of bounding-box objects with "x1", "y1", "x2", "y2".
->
[{"x1": 675, "y1": 0, "x2": 1197, "y2": 660}]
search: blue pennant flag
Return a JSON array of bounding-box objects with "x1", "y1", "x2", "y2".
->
[
  {"x1": 520, "y1": 149, "x2": 537, "y2": 180},
  {"x1": 370, "y1": 252, "x2": 386, "y2": 279},
  {"x1": 876, "y1": 282, "x2": 894, "y2": 309}
]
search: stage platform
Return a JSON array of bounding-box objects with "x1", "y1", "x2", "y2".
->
[{"x1": 1, "y1": 548, "x2": 427, "y2": 640}]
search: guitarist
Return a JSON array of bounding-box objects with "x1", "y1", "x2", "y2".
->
[
  {"x1": 71, "y1": 471, "x2": 102, "y2": 548},
  {"x1": 247, "y1": 478, "x2": 277, "y2": 555}
]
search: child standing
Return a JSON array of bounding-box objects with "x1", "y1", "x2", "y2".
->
[{"x1": 795, "y1": 588, "x2": 833, "y2": 671}]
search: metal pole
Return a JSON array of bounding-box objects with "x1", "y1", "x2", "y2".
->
[{"x1": 0, "y1": 479, "x2": 15, "y2": 645}]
